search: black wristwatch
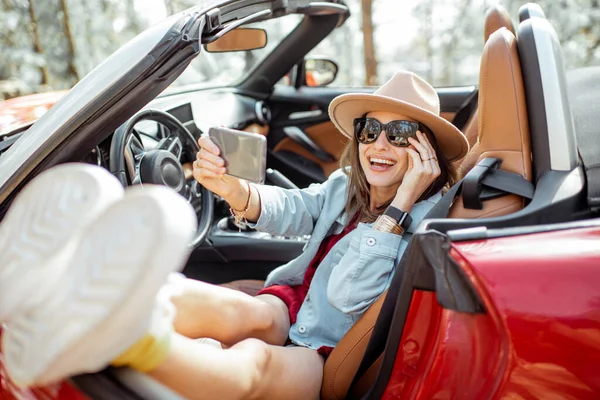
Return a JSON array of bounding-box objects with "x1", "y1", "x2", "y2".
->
[{"x1": 384, "y1": 206, "x2": 412, "y2": 231}]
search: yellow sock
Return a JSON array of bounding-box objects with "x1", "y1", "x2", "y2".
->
[{"x1": 111, "y1": 330, "x2": 172, "y2": 373}]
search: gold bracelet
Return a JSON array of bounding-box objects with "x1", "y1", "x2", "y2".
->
[
  {"x1": 373, "y1": 215, "x2": 404, "y2": 235},
  {"x1": 230, "y1": 180, "x2": 251, "y2": 227}
]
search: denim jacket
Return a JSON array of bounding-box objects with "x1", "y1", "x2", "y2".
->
[{"x1": 249, "y1": 169, "x2": 441, "y2": 350}]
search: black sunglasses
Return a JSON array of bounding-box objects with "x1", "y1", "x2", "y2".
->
[{"x1": 353, "y1": 117, "x2": 426, "y2": 147}]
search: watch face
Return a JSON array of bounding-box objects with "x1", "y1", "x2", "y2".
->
[{"x1": 386, "y1": 206, "x2": 412, "y2": 229}]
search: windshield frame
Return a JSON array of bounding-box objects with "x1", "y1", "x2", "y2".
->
[
  {"x1": 167, "y1": 2, "x2": 350, "y2": 97},
  {"x1": 169, "y1": 13, "x2": 305, "y2": 91}
]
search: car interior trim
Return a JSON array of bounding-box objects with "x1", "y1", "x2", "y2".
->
[
  {"x1": 517, "y1": 20, "x2": 549, "y2": 183},
  {"x1": 531, "y1": 18, "x2": 579, "y2": 173},
  {"x1": 71, "y1": 372, "x2": 143, "y2": 400},
  {"x1": 254, "y1": 100, "x2": 271, "y2": 125},
  {"x1": 289, "y1": 109, "x2": 324, "y2": 120},
  {"x1": 435, "y1": 85, "x2": 478, "y2": 111},
  {"x1": 447, "y1": 210, "x2": 600, "y2": 242},
  {"x1": 282, "y1": 126, "x2": 335, "y2": 162}
]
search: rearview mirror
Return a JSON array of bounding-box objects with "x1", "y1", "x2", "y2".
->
[
  {"x1": 205, "y1": 28, "x2": 267, "y2": 53},
  {"x1": 304, "y1": 58, "x2": 338, "y2": 87}
]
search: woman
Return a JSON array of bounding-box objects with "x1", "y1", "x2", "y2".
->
[{"x1": 0, "y1": 72, "x2": 467, "y2": 399}]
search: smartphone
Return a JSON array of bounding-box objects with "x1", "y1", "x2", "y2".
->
[{"x1": 208, "y1": 127, "x2": 267, "y2": 184}]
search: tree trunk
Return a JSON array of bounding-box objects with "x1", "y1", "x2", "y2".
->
[
  {"x1": 441, "y1": 0, "x2": 472, "y2": 85},
  {"x1": 2, "y1": 0, "x2": 15, "y2": 47},
  {"x1": 425, "y1": 0, "x2": 434, "y2": 83},
  {"x1": 361, "y1": 0, "x2": 378, "y2": 86},
  {"x1": 125, "y1": 0, "x2": 142, "y2": 32},
  {"x1": 27, "y1": 0, "x2": 49, "y2": 85},
  {"x1": 58, "y1": 0, "x2": 79, "y2": 82},
  {"x1": 165, "y1": 0, "x2": 174, "y2": 15}
]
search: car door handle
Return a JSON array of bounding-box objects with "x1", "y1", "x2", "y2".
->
[
  {"x1": 282, "y1": 126, "x2": 335, "y2": 163},
  {"x1": 289, "y1": 109, "x2": 324, "y2": 120}
]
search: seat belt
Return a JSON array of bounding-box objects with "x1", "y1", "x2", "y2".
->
[
  {"x1": 347, "y1": 158, "x2": 532, "y2": 399},
  {"x1": 462, "y1": 158, "x2": 533, "y2": 209},
  {"x1": 451, "y1": 89, "x2": 479, "y2": 131}
]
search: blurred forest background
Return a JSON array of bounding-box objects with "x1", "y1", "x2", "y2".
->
[{"x1": 0, "y1": 0, "x2": 599, "y2": 100}]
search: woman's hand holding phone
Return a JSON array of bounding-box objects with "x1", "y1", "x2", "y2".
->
[
  {"x1": 391, "y1": 131, "x2": 441, "y2": 212},
  {"x1": 193, "y1": 136, "x2": 248, "y2": 211}
]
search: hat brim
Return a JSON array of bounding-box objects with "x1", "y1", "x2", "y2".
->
[{"x1": 329, "y1": 93, "x2": 469, "y2": 161}]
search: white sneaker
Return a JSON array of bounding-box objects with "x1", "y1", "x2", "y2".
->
[
  {"x1": 2, "y1": 185, "x2": 197, "y2": 387},
  {"x1": 0, "y1": 163, "x2": 124, "y2": 322}
]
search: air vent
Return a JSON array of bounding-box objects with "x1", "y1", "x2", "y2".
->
[{"x1": 255, "y1": 101, "x2": 272, "y2": 125}]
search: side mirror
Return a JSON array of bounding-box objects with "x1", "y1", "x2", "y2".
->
[
  {"x1": 304, "y1": 58, "x2": 338, "y2": 87},
  {"x1": 205, "y1": 28, "x2": 267, "y2": 53}
]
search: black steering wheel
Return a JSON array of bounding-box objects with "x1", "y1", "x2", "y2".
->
[{"x1": 109, "y1": 109, "x2": 213, "y2": 248}]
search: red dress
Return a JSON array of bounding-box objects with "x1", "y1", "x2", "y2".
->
[{"x1": 258, "y1": 217, "x2": 358, "y2": 358}]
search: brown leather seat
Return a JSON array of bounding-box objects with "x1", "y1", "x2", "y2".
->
[
  {"x1": 451, "y1": 27, "x2": 531, "y2": 217},
  {"x1": 320, "y1": 27, "x2": 532, "y2": 400},
  {"x1": 484, "y1": 4, "x2": 516, "y2": 42},
  {"x1": 461, "y1": 4, "x2": 516, "y2": 148}
]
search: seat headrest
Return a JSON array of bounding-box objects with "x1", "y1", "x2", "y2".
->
[
  {"x1": 477, "y1": 28, "x2": 531, "y2": 179},
  {"x1": 484, "y1": 4, "x2": 515, "y2": 42},
  {"x1": 452, "y1": 27, "x2": 532, "y2": 219}
]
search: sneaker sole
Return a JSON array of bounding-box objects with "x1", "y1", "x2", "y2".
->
[
  {"x1": 2, "y1": 185, "x2": 197, "y2": 387},
  {"x1": 0, "y1": 163, "x2": 124, "y2": 322}
]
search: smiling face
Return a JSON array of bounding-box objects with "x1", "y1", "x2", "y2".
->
[{"x1": 358, "y1": 110, "x2": 415, "y2": 194}]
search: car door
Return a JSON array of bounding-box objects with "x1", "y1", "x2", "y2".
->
[{"x1": 358, "y1": 221, "x2": 600, "y2": 400}]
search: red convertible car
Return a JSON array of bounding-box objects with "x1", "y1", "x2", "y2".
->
[{"x1": 0, "y1": 1, "x2": 599, "y2": 399}]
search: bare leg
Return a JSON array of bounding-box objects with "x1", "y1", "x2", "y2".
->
[
  {"x1": 149, "y1": 333, "x2": 324, "y2": 400},
  {"x1": 171, "y1": 278, "x2": 290, "y2": 347}
]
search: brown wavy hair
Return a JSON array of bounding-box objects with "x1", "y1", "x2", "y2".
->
[{"x1": 340, "y1": 126, "x2": 457, "y2": 223}]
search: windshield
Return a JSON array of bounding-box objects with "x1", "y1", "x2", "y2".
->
[{"x1": 171, "y1": 14, "x2": 303, "y2": 88}]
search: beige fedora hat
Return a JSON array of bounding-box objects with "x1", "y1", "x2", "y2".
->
[{"x1": 329, "y1": 71, "x2": 469, "y2": 161}]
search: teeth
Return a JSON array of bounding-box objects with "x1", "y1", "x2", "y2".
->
[{"x1": 369, "y1": 157, "x2": 396, "y2": 166}]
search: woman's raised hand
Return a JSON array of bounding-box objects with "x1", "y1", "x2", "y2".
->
[{"x1": 392, "y1": 131, "x2": 441, "y2": 211}]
